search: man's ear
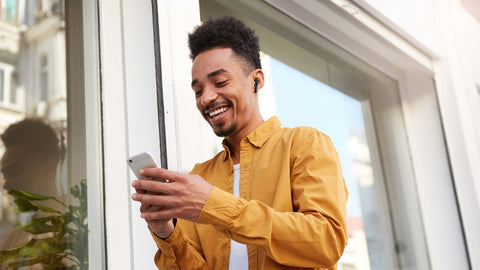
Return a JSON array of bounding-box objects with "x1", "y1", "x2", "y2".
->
[{"x1": 252, "y1": 69, "x2": 265, "y2": 93}]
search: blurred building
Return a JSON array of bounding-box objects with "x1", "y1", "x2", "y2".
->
[
  {"x1": 339, "y1": 216, "x2": 371, "y2": 270},
  {"x1": 0, "y1": 0, "x2": 66, "y2": 132}
]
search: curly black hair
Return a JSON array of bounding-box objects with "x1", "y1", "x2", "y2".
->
[
  {"x1": 1, "y1": 118, "x2": 60, "y2": 160},
  {"x1": 188, "y1": 16, "x2": 262, "y2": 71}
]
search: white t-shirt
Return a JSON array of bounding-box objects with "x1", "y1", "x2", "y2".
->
[{"x1": 229, "y1": 164, "x2": 248, "y2": 270}]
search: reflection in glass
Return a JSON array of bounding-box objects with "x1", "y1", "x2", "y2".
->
[
  {"x1": 0, "y1": 70, "x2": 3, "y2": 102},
  {"x1": 263, "y1": 55, "x2": 389, "y2": 270},
  {"x1": 40, "y1": 55, "x2": 48, "y2": 102},
  {"x1": 0, "y1": 1, "x2": 87, "y2": 269},
  {"x1": 3, "y1": 0, "x2": 18, "y2": 24}
]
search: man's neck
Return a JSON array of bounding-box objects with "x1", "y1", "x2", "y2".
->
[{"x1": 226, "y1": 117, "x2": 264, "y2": 164}]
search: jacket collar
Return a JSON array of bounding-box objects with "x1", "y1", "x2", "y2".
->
[{"x1": 222, "y1": 116, "x2": 281, "y2": 160}]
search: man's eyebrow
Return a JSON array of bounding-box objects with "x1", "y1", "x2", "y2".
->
[
  {"x1": 207, "y1": 68, "x2": 229, "y2": 78},
  {"x1": 191, "y1": 69, "x2": 230, "y2": 88},
  {"x1": 191, "y1": 79, "x2": 198, "y2": 88}
]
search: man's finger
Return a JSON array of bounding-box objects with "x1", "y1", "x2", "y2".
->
[
  {"x1": 140, "y1": 167, "x2": 185, "y2": 182},
  {"x1": 132, "y1": 179, "x2": 171, "y2": 194},
  {"x1": 132, "y1": 192, "x2": 178, "y2": 207}
]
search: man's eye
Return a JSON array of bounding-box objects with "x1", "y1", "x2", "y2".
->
[
  {"x1": 215, "y1": 80, "x2": 228, "y2": 87},
  {"x1": 195, "y1": 89, "x2": 203, "y2": 97}
]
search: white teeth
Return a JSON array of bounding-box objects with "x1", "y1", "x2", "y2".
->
[{"x1": 208, "y1": 107, "x2": 228, "y2": 117}]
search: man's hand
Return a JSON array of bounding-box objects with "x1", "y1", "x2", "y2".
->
[{"x1": 131, "y1": 167, "x2": 213, "y2": 238}]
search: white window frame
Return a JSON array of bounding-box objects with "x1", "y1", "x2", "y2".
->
[
  {"x1": 94, "y1": 0, "x2": 161, "y2": 268},
  {"x1": 65, "y1": 1, "x2": 106, "y2": 269}
]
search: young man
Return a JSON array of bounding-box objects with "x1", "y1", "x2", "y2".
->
[
  {"x1": 0, "y1": 118, "x2": 63, "y2": 268},
  {"x1": 132, "y1": 16, "x2": 348, "y2": 270},
  {"x1": 1, "y1": 118, "x2": 61, "y2": 197}
]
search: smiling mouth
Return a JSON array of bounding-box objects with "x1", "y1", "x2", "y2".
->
[
  {"x1": 208, "y1": 106, "x2": 228, "y2": 118},
  {"x1": 203, "y1": 101, "x2": 232, "y2": 120}
]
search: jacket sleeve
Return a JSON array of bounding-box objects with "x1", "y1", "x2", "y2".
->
[
  {"x1": 151, "y1": 221, "x2": 208, "y2": 270},
  {"x1": 196, "y1": 129, "x2": 349, "y2": 269}
]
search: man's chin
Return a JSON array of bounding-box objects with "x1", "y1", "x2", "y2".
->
[
  {"x1": 213, "y1": 128, "x2": 230, "y2": 137},
  {"x1": 212, "y1": 123, "x2": 237, "y2": 137}
]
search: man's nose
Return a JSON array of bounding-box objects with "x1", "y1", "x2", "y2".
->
[{"x1": 200, "y1": 87, "x2": 218, "y2": 106}]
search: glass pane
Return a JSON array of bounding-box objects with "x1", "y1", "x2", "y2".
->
[
  {"x1": 263, "y1": 55, "x2": 390, "y2": 270},
  {"x1": 5, "y1": 0, "x2": 18, "y2": 24},
  {"x1": 0, "y1": 70, "x2": 3, "y2": 102},
  {"x1": 0, "y1": 1, "x2": 89, "y2": 269},
  {"x1": 9, "y1": 71, "x2": 16, "y2": 104}
]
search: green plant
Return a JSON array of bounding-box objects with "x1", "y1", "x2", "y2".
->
[{"x1": 0, "y1": 179, "x2": 88, "y2": 270}]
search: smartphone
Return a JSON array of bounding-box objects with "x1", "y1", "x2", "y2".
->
[{"x1": 127, "y1": 152, "x2": 166, "y2": 182}]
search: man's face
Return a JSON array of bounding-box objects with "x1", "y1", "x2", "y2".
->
[
  {"x1": 1, "y1": 145, "x2": 33, "y2": 191},
  {"x1": 191, "y1": 48, "x2": 258, "y2": 138}
]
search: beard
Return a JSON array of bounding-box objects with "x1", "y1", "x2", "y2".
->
[{"x1": 213, "y1": 120, "x2": 237, "y2": 137}]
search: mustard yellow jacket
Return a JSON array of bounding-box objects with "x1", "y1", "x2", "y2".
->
[{"x1": 152, "y1": 117, "x2": 348, "y2": 269}]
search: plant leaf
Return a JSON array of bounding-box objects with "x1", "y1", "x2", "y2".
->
[
  {"x1": 11, "y1": 198, "x2": 39, "y2": 212},
  {"x1": 11, "y1": 198, "x2": 63, "y2": 214},
  {"x1": 16, "y1": 216, "x2": 65, "y2": 234},
  {"x1": 7, "y1": 254, "x2": 67, "y2": 269},
  {"x1": 32, "y1": 201, "x2": 61, "y2": 214},
  {"x1": 70, "y1": 185, "x2": 80, "y2": 199},
  {"x1": 68, "y1": 205, "x2": 80, "y2": 214},
  {"x1": 2, "y1": 181, "x2": 89, "y2": 269},
  {"x1": 0, "y1": 244, "x2": 25, "y2": 263},
  {"x1": 17, "y1": 241, "x2": 45, "y2": 258},
  {"x1": 6, "y1": 256, "x2": 44, "y2": 268},
  {"x1": 0, "y1": 238, "x2": 38, "y2": 263},
  {"x1": 80, "y1": 179, "x2": 87, "y2": 202},
  {"x1": 8, "y1": 189, "x2": 66, "y2": 207},
  {"x1": 36, "y1": 238, "x2": 67, "y2": 254},
  {"x1": 8, "y1": 190, "x2": 55, "y2": 201}
]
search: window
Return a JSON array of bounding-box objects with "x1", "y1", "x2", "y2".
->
[
  {"x1": 262, "y1": 54, "x2": 390, "y2": 270},
  {"x1": 0, "y1": 0, "x2": 18, "y2": 24},
  {"x1": 9, "y1": 71, "x2": 17, "y2": 104},
  {"x1": 200, "y1": 0, "x2": 429, "y2": 269},
  {"x1": 0, "y1": 66, "x2": 20, "y2": 107},
  {"x1": 40, "y1": 55, "x2": 48, "y2": 102},
  {"x1": 0, "y1": 1, "x2": 103, "y2": 269}
]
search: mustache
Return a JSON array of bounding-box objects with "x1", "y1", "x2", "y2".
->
[{"x1": 203, "y1": 100, "x2": 232, "y2": 112}]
